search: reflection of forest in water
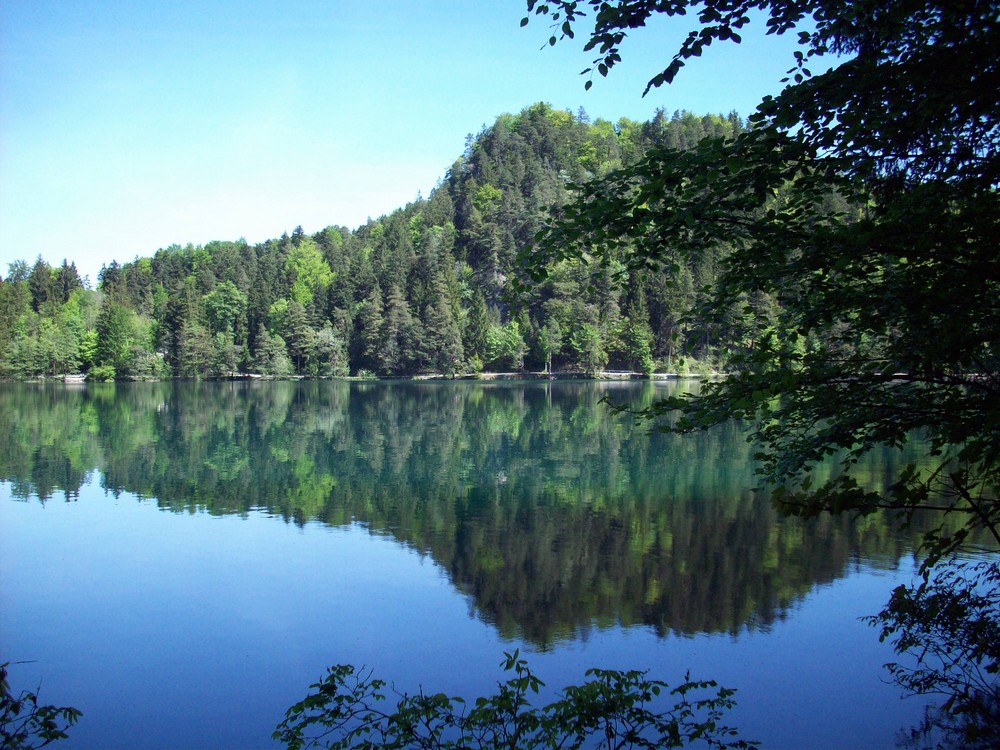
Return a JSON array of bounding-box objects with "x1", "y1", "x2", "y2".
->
[{"x1": 1, "y1": 380, "x2": 937, "y2": 646}]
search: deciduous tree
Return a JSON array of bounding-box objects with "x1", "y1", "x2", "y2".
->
[
  {"x1": 521, "y1": 0, "x2": 1000, "y2": 734},
  {"x1": 95, "y1": 300, "x2": 135, "y2": 375}
]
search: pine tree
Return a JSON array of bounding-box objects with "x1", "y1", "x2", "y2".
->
[
  {"x1": 27, "y1": 256, "x2": 55, "y2": 313},
  {"x1": 356, "y1": 284, "x2": 384, "y2": 374},
  {"x1": 380, "y1": 285, "x2": 419, "y2": 375}
]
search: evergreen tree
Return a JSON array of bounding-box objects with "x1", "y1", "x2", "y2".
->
[
  {"x1": 0, "y1": 273, "x2": 30, "y2": 366},
  {"x1": 421, "y1": 276, "x2": 464, "y2": 376},
  {"x1": 281, "y1": 301, "x2": 315, "y2": 374},
  {"x1": 27, "y1": 257, "x2": 55, "y2": 313},
  {"x1": 463, "y1": 291, "x2": 491, "y2": 365},
  {"x1": 98, "y1": 261, "x2": 126, "y2": 302},
  {"x1": 380, "y1": 284, "x2": 419, "y2": 375},
  {"x1": 617, "y1": 295, "x2": 655, "y2": 374},
  {"x1": 356, "y1": 284, "x2": 384, "y2": 374},
  {"x1": 175, "y1": 321, "x2": 212, "y2": 378},
  {"x1": 55, "y1": 260, "x2": 83, "y2": 304}
]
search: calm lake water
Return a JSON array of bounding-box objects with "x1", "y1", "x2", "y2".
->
[{"x1": 1, "y1": 380, "x2": 936, "y2": 749}]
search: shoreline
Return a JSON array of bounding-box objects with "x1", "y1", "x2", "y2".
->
[{"x1": 1, "y1": 370, "x2": 712, "y2": 385}]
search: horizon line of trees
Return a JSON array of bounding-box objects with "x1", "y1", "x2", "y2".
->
[{"x1": 0, "y1": 104, "x2": 784, "y2": 381}]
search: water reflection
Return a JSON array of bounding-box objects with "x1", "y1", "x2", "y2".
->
[{"x1": 0, "y1": 380, "x2": 933, "y2": 646}]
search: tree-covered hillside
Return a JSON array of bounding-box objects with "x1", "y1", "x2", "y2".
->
[{"x1": 0, "y1": 105, "x2": 746, "y2": 380}]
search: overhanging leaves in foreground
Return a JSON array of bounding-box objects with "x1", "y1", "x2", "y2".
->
[
  {"x1": 866, "y1": 558, "x2": 1000, "y2": 750},
  {"x1": 520, "y1": 0, "x2": 999, "y2": 736},
  {"x1": 0, "y1": 663, "x2": 82, "y2": 750},
  {"x1": 521, "y1": 1, "x2": 1000, "y2": 560},
  {"x1": 274, "y1": 650, "x2": 756, "y2": 749}
]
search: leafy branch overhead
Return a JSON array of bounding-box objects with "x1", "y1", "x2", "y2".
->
[
  {"x1": 519, "y1": 2, "x2": 999, "y2": 739},
  {"x1": 865, "y1": 559, "x2": 1000, "y2": 732},
  {"x1": 520, "y1": 0, "x2": 999, "y2": 562},
  {"x1": 524, "y1": 0, "x2": 805, "y2": 94}
]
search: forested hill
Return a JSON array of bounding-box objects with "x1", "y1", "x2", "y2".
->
[{"x1": 0, "y1": 104, "x2": 746, "y2": 380}]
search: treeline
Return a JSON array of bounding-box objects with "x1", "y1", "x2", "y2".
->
[{"x1": 0, "y1": 105, "x2": 748, "y2": 380}]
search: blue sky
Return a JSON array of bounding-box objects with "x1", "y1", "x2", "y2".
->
[{"x1": 1, "y1": 0, "x2": 806, "y2": 284}]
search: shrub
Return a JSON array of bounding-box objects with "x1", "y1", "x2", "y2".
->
[
  {"x1": 274, "y1": 651, "x2": 755, "y2": 749},
  {"x1": 1, "y1": 662, "x2": 81, "y2": 749}
]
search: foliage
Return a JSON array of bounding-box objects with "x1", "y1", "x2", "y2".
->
[
  {"x1": 95, "y1": 300, "x2": 136, "y2": 374},
  {"x1": 85, "y1": 363, "x2": 116, "y2": 382},
  {"x1": 286, "y1": 237, "x2": 335, "y2": 307},
  {"x1": 3, "y1": 102, "x2": 746, "y2": 379},
  {"x1": 274, "y1": 650, "x2": 755, "y2": 750},
  {"x1": 204, "y1": 280, "x2": 248, "y2": 337},
  {"x1": 1, "y1": 663, "x2": 81, "y2": 749},
  {"x1": 311, "y1": 325, "x2": 350, "y2": 377},
  {"x1": 521, "y1": 0, "x2": 1000, "y2": 732},
  {"x1": 521, "y1": 0, "x2": 1000, "y2": 552},
  {"x1": 866, "y1": 558, "x2": 1000, "y2": 748},
  {"x1": 486, "y1": 320, "x2": 527, "y2": 372},
  {"x1": 254, "y1": 327, "x2": 294, "y2": 376}
]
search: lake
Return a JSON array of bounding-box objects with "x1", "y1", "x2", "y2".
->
[{"x1": 1, "y1": 380, "x2": 935, "y2": 748}]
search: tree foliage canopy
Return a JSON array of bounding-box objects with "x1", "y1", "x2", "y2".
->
[
  {"x1": 522, "y1": 0, "x2": 999, "y2": 557},
  {"x1": 2, "y1": 105, "x2": 752, "y2": 381},
  {"x1": 521, "y1": 0, "x2": 1000, "y2": 737}
]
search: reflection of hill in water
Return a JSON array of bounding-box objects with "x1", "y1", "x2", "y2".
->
[{"x1": 1, "y1": 380, "x2": 934, "y2": 645}]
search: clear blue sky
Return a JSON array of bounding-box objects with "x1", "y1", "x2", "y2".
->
[{"x1": 1, "y1": 0, "x2": 806, "y2": 285}]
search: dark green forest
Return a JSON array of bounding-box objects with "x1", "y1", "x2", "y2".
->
[{"x1": 0, "y1": 106, "x2": 759, "y2": 381}]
